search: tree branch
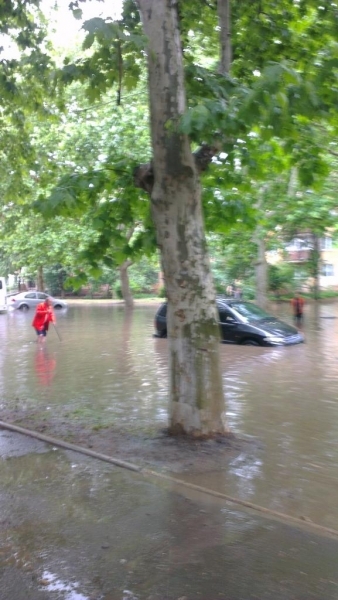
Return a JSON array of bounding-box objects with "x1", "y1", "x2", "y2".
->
[
  {"x1": 193, "y1": 142, "x2": 221, "y2": 172},
  {"x1": 133, "y1": 142, "x2": 220, "y2": 194},
  {"x1": 328, "y1": 148, "x2": 338, "y2": 157},
  {"x1": 217, "y1": 0, "x2": 231, "y2": 75},
  {"x1": 133, "y1": 161, "x2": 154, "y2": 193}
]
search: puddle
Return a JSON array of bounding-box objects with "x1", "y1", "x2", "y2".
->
[
  {"x1": 1, "y1": 439, "x2": 338, "y2": 599},
  {"x1": 39, "y1": 570, "x2": 89, "y2": 599}
]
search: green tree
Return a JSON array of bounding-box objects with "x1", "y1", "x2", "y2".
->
[{"x1": 3, "y1": 0, "x2": 338, "y2": 437}]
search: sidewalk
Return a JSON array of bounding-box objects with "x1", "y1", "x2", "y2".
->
[{"x1": 1, "y1": 429, "x2": 338, "y2": 600}]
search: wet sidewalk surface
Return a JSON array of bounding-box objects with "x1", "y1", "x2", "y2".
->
[{"x1": 1, "y1": 430, "x2": 338, "y2": 600}]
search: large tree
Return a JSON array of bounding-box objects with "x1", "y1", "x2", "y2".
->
[{"x1": 135, "y1": 0, "x2": 227, "y2": 436}]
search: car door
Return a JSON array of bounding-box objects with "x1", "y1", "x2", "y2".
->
[
  {"x1": 37, "y1": 293, "x2": 48, "y2": 302},
  {"x1": 219, "y1": 309, "x2": 240, "y2": 343},
  {"x1": 24, "y1": 292, "x2": 39, "y2": 307}
]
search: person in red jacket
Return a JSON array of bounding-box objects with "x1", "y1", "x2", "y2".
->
[
  {"x1": 32, "y1": 297, "x2": 55, "y2": 343},
  {"x1": 291, "y1": 292, "x2": 305, "y2": 326}
]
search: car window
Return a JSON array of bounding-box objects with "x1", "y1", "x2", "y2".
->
[
  {"x1": 37, "y1": 293, "x2": 48, "y2": 299},
  {"x1": 219, "y1": 310, "x2": 236, "y2": 323},
  {"x1": 25, "y1": 292, "x2": 37, "y2": 299},
  {"x1": 0, "y1": 281, "x2": 2, "y2": 290},
  {"x1": 231, "y1": 302, "x2": 271, "y2": 322}
]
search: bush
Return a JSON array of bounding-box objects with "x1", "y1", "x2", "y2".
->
[
  {"x1": 318, "y1": 289, "x2": 338, "y2": 299},
  {"x1": 44, "y1": 265, "x2": 69, "y2": 296},
  {"x1": 243, "y1": 287, "x2": 255, "y2": 300},
  {"x1": 115, "y1": 285, "x2": 123, "y2": 299},
  {"x1": 158, "y1": 286, "x2": 167, "y2": 298},
  {"x1": 268, "y1": 263, "x2": 296, "y2": 294}
]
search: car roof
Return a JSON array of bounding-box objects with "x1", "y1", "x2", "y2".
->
[
  {"x1": 158, "y1": 298, "x2": 245, "y2": 310},
  {"x1": 216, "y1": 297, "x2": 239, "y2": 308},
  {"x1": 12, "y1": 292, "x2": 54, "y2": 299}
]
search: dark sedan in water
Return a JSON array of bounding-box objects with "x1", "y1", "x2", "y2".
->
[{"x1": 154, "y1": 298, "x2": 305, "y2": 346}]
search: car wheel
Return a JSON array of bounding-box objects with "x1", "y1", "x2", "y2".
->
[
  {"x1": 241, "y1": 339, "x2": 260, "y2": 346},
  {"x1": 53, "y1": 304, "x2": 63, "y2": 309},
  {"x1": 19, "y1": 304, "x2": 29, "y2": 311},
  {"x1": 159, "y1": 329, "x2": 167, "y2": 338}
]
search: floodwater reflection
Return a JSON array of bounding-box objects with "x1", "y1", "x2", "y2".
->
[
  {"x1": 1, "y1": 300, "x2": 338, "y2": 527},
  {"x1": 34, "y1": 348, "x2": 56, "y2": 387}
]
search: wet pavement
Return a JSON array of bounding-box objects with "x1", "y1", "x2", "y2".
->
[
  {"x1": 1, "y1": 428, "x2": 338, "y2": 600},
  {"x1": 1, "y1": 300, "x2": 338, "y2": 597}
]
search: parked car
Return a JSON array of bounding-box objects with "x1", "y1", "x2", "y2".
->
[
  {"x1": 154, "y1": 298, "x2": 305, "y2": 346},
  {"x1": 9, "y1": 291, "x2": 67, "y2": 311},
  {"x1": 0, "y1": 277, "x2": 7, "y2": 314}
]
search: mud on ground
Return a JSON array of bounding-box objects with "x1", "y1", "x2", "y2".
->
[{"x1": 0, "y1": 405, "x2": 260, "y2": 475}]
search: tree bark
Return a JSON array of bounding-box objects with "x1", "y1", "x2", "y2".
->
[
  {"x1": 253, "y1": 195, "x2": 268, "y2": 309},
  {"x1": 37, "y1": 265, "x2": 44, "y2": 292},
  {"x1": 119, "y1": 259, "x2": 134, "y2": 308},
  {"x1": 255, "y1": 235, "x2": 268, "y2": 310},
  {"x1": 311, "y1": 234, "x2": 321, "y2": 301},
  {"x1": 137, "y1": 0, "x2": 227, "y2": 436},
  {"x1": 218, "y1": 0, "x2": 232, "y2": 75}
]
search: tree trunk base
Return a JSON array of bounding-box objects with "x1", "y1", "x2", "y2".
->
[{"x1": 166, "y1": 424, "x2": 234, "y2": 441}]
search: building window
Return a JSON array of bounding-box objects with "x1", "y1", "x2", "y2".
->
[
  {"x1": 320, "y1": 237, "x2": 333, "y2": 250},
  {"x1": 322, "y1": 264, "x2": 334, "y2": 277}
]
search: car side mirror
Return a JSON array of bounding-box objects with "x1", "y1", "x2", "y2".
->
[{"x1": 220, "y1": 315, "x2": 236, "y2": 324}]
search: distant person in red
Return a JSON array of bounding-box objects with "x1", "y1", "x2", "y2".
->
[
  {"x1": 32, "y1": 297, "x2": 55, "y2": 343},
  {"x1": 291, "y1": 292, "x2": 305, "y2": 326}
]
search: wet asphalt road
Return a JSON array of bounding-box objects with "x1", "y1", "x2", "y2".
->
[{"x1": 1, "y1": 428, "x2": 338, "y2": 600}]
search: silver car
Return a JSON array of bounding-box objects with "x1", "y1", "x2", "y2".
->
[{"x1": 8, "y1": 291, "x2": 67, "y2": 310}]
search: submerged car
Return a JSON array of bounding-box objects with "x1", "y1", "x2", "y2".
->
[
  {"x1": 154, "y1": 298, "x2": 304, "y2": 347},
  {"x1": 9, "y1": 291, "x2": 67, "y2": 311}
]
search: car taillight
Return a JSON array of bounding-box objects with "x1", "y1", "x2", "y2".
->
[{"x1": 11, "y1": 298, "x2": 16, "y2": 302}]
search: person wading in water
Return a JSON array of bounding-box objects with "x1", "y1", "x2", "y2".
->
[
  {"x1": 291, "y1": 292, "x2": 305, "y2": 326},
  {"x1": 32, "y1": 297, "x2": 56, "y2": 344}
]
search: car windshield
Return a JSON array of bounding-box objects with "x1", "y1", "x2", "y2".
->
[{"x1": 231, "y1": 302, "x2": 273, "y2": 322}]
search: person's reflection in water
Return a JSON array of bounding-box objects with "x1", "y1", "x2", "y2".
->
[{"x1": 34, "y1": 347, "x2": 56, "y2": 386}]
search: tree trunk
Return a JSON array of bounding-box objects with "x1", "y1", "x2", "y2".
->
[
  {"x1": 138, "y1": 0, "x2": 227, "y2": 437},
  {"x1": 37, "y1": 266, "x2": 44, "y2": 292},
  {"x1": 253, "y1": 194, "x2": 268, "y2": 309},
  {"x1": 311, "y1": 234, "x2": 321, "y2": 300},
  {"x1": 255, "y1": 235, "x2": 268, "y2": 310},
  {"x1": 218, "y1": 0, "x2": 232, "y2": 75},
  {"x1": 119, "y1": 260, "x2": 134, "y2": 308},
  {"x1": 287, "y1": 167, "x2": 298, "y2": 197}
]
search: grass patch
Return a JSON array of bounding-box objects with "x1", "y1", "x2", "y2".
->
[{"x1": 91, "y1": 423, "x2": 110, "y2": 431}]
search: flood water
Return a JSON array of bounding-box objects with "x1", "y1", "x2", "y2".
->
[
  {"x1": 2, "y1": 431, "x2": 338, "y2": 600},
  {"x1": 1, "y1": 300, "x2": 338, "y2": 529}
]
